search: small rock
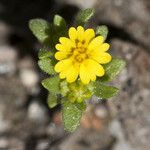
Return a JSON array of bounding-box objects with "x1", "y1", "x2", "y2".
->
[
  {"x1": 19, "y1": 69, "x2": 39, "y2": 94},
  {"x1": 109, "y1": 120, "x2": 133, "y2": 150},
  {"x1": 19, "y1": 56, "x2": 39, "y2": 94},
  {"x1": 0, "y1": 115, "x2": 10, "y2": 133},
  {"x1": 28, "y1": 101, "x2": 49, "y2": 124},
  {"x1": 36, "y1": 139, "x2": 49, "y2": 150},
  {"x1": 0, "y1": 46, "x2": 18, "y2": 75},
  {"x1": 94, "y1": 105, "x2": 108, "y2": 119},
  {"x1": 0, "y1": 138, "x2": 9, "y2": 149}
]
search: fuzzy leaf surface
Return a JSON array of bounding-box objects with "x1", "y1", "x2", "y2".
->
[
  {"x1": 76, "y1": 8, "x2": 94, "y2": 26},
  {"x1": 42, "y1": 76, "x2": 60, "y2": 94},
  {"x1": 94, "y1": 82, "x2": 119, "y2": 99},
  {"x1": 101, "y1": 58, "x2": 126, "y2": 82},
  {"x1": 47, "y1": 93, "x2": 58, "y2": 108},
  {"x1": 62, "y1": 100, "x2": 86, "y2": 132},
  {"x1": 38, "y1": 48, "x2": 52, "y2": 59},
  {"x1": 96, "y1": 25, "x2": 108, "y2": 41},
  {"x1": 29, "y1": 19, "x2": 50, "y2": 43},
  {"x1": 38, "y1": 58, "x2": 55, "y2": 75}
]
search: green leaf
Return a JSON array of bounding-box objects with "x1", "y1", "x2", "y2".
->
[
  {"x1": 42, "y1": 76, "x2": 60, "y2": 94},
  {"x1": 94, "y1": 82, "x2": 119, "y2": 99},
  {"x1": 38, "y1": 48, "x2": 52, "y2": 59},
  {"x1": 62, "y1": 100, "x2": 86, "y2": 132},
  {"x1": 96, "y1": 25, "x2": 108, "y2": 41},
  {"x1": 52, "y1": 15, "x2": 67, "y2": 46},
  {"x1": 101, "y1": 58, "x2": 126, "y2": 82},
  {"x1": 38, "y1": 58, "x2": 55, "y2": 75},
  {"x1": 75, "y1": 8, "x2": 94, "y2": 26},
  {"x1": 29, "y1": 19, "x2": 51, "y2": 43},
  {"x1": 53, "y1": 15, "x2": 67, "y2": 29},
  {"x1": 47, "y1": 93, "x2": 58, "y2": 108}
]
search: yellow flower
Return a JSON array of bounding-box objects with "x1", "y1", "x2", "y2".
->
[{"x1": 54, "y1": 26, "x2": 112, "y2": 84}]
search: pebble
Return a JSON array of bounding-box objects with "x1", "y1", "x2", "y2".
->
[
  {"x1": 0, "y1": 138, "x2": 9, "y2": 149},
  {"x1": 109, "y1": 120, "x2": 132, "y2": 150},
  {"x1": 27, "y1": 101, "x2": 49, "y2": 124},
  {"x1": 19, "y1": 69, "x2": 39, "y2": 94},
  {"x1": 0, "y1": 46, "x2": 18, "y2": 75},
  {"x1": 94, "y1": 105, "x2": 108, "y2": 119},
  {"x1": 19, "y1": 56, "x2": 39, "y2": 94}
]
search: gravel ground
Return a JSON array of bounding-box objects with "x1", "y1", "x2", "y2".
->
[{"x1": 0, "y1": 0, "x2": 149, "y2": 149}]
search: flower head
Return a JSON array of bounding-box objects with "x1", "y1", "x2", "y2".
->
[{"x1": 54, "y1": 26, "x2": 111, "y2": 84}]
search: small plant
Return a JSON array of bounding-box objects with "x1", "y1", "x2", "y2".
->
[{"x1": 29, "y1": 9, "x2": 125, "y2": 132}]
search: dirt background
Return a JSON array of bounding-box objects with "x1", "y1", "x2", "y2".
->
[{"x1": 0, "y1": 0, "x2": 149, "y2": 150}]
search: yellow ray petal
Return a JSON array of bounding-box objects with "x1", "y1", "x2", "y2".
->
[
  {"x1": 54, "y1": 59, "x2": 72, "y2": 72},
  {"x1": 59, "y1": 37, "x2": 75, "y2": 47},
  {"x1": 79, "y1": 63, "x2": 91, "y2": 84},
  {"x1": 59, "y1": 37, "x2": 71, "y2": 45},
  {"x1": 90, "y1": 51, "x2": 112, "y2": 64},
  {"x1": 88, "y1": 36, "x2": 104, "y2": 52},
  {"x1": 59, "y1": 71, "x2": 66, "y2": 79},
  {"x1": 84, "y1": 28, "x2": 95, "y2": 43},
  {"x1": 56, "y1": 37, "x2": 75, "y2": 52},
  {"x1": 66, "y1": 65, "x2": 78, "y2": 83},
  {"x1": 99, "y1": 43, "x2": 110, "y2": 52},
  {"x1": 83, "y1": 59, "x2": 97, "y2": 81},
  {"x1": 77, "y1": 26, "x2": 85, "y2": 41},
  {"x1": 55, "y1": 44, "x2": 65, "y2": 51},
  {"x1": 69, "y1": 27, "x2": 78, "y2": 41},
  {"x1": 55, "y1": 51, "x2": 69, "y2": 60},
  {"x1": 83, "y1": 59, "x2": 105, "y2": 77}
]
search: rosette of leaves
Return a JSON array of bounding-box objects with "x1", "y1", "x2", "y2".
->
[{"x1": 29, "y1": 9, "x2": 126, "y2": 132}]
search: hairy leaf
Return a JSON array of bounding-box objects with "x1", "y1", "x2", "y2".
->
[
  {"x1": 62, "y1": 100, "x2": 86, "y2": 132},
  {"x1": 47, "y1": 93, "x2": 58, "y2": 108},
  {"x1": 38, "y1": 58, "x2": 55, "y2": 75},
  {"x1": 42, "y1": 76, "x2": 60, "y2": 94},
  {"x1": 38, "y1": 48, "x2": 52, "y2": 59},
  {"x1": 94, "y1": 82, "x2": 119, "y2": 99},
  {"x1": 29, "y1": 19, "x2": 50, "y2": 43},
  {"x1": 101, "y1": 58, "x2": 126, "y2": 82},
  {"x1": 96, "y1": 25, "x2": 108, "y2": 41},
  {"x1": 75, "y1": 8, "x2": 94, "y2": 26}
]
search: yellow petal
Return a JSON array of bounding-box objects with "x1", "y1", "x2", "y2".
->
[
  {"x1": 83, "y1": 59, "x2": 97, "y2": 81},
  {"x1": 77, "y1": 26, "x2": 84, "y2": 33},
  {"x1": 59, "y1": 37, "x2": 75, "y2": 47},
  {"x1": 55, "y1": 44, "x2": 65, "y2": 51},
  {"x1": 59, "y1": 66, "x2": 78, "y2": 82},
  {"x1": 55, "y1": 51, "x2": 69, "y2": 60},
  {"x1": 77, "y1": 26, "x2": 85, "y2": 41},
  {"x1": 59, "y1": 37, "x2": 71, "y2": 45},
  {"x1": 69, "y1": 27, "x2": 78, "y2": 41},
  {"x1": 90, "y1": 51, "x2": 112, "y2": 64},
  {"x1": 83, "y1": 59, "x2": 105, "y2": 77},
  {"x1": 99, "y1": 43, "x2": 110, "y2": 52},
  {"x1": 79, "y1": 63, "x2": 91, "y2": 84},
  {"x1": 91, "y1": 59, "x2": 104, "y2": 76},
  {"x1": 56, "y1": 37, "x2": 75, "y2": 52},
  {"x1": 59, "y1": 71, "x2": 66, "y2": 79},
  {"x1": 54, "y1": 59, "x2": 72, "y2": 72},
  {"x1": 66, "y1": 65, "x2": 78, "y2": 83},
  {"x1": 84, "y1": 28, "x2": 95, "y2": 43},
  {"x1": 88, "y1": 36, "x2": 104, "y2": 52}
]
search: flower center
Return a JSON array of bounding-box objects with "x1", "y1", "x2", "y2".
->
[{"x1": 71, "y1": 39, "x2": 88, "y2": 63}]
